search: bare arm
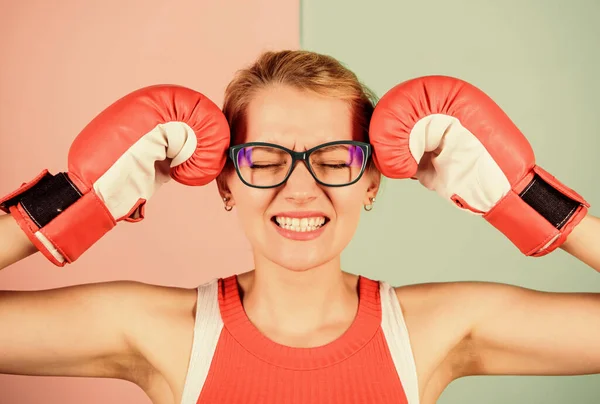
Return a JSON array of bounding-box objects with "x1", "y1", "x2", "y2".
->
[
  {"x1": 395, "y1": 216, "x2": 600, "y2": 402},
  {"x1": 0, "y1": 280, "x2": 196, "y2": 390},
  {"x1": 459, "y1": 214, "x2": 600, "y2": 377},
  {"x1": 0, "y1": 212, "x2": 147, "y2": 380},
  {"x1": 451, "y1": 282, "x2": 600, "y2": 377},
  {"x1": 464, "y1": 214, "x2": 600, "y2": 375},
  {"x1": 0, "y1": 213, "x2": 38, "y2": 270},
  {"x1": 0, "y1": 215, "x2": 139, "y2": 377},
  {"x1": 560, "y1": 214, "x2": 600, "y2": 272},
  {"x1": 0, "y1": 212, "x2": 198, "y2": 399},
  {"x1": 395, "y1": 281, "x2": 600, "y2": 404}
]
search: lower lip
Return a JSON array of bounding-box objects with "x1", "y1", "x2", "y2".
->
[{"x1": 272, "y1": 220, "x2": 328, "y2": 241}]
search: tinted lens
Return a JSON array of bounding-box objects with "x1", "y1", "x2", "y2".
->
[
  {"x1": 236, "y1": 146, "x2": 292, "y2": 186},
  {"x1": 309, "y1": 144, "x2": 365, "y2": 185}
]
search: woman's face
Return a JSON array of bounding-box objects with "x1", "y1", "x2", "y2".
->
[{"x1": 219, "y1": 84, "x2": 380, "y2": 272}]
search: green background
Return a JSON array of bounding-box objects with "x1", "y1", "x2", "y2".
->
[{"x1": 301, "y1": 0, "x2": 600, "y2": 403}]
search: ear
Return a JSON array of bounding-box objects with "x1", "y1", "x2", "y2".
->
[
  {"x1": 216, "y1": 169, "x2": 235, "y2": 207},
  {"x1": 363, "y1": 170, "x2": 381, "y2": 206}
]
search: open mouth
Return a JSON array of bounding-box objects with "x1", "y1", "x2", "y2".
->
[{"x1": 271, "y1": 215, "x2": 330, "y2": 233}]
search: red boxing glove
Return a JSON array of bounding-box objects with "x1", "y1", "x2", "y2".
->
[
  {"x1": 369, "y1": 75, "x2": 589, "y2": 257},
  {"x1": 0, "y1": 85, "x2": 230, "y2": 266}
]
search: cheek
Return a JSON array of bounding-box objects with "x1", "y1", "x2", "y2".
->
[
  {"x1": 329, "y1": 187, "x2": 366, "y2": 219},
  {"x1": 231, "y1": 182, "x2": 274, "y2": 221}
]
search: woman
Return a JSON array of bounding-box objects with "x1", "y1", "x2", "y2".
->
[{"x1": 0, "y1": 50, "x2": 599, "y2": 404}]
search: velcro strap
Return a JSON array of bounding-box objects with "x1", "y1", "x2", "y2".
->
[
  {"x1": 519, "y1": 174, "x2": 579, "y2": 230},
  {"x1": 1, "y1": 172, "x2": 82, "y2": 228}
]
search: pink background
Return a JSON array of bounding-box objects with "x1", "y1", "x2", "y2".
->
[{"x1": 0, "y1": 1, "x2": 299, "y2": 403}]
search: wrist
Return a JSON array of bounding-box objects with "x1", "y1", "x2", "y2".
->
[
  {"x1": 0, "y1": 213, "x2": 38, "y2": 270},
  {"x1": 559, "y1": 214, "x2": 600, "y2": 272},
  {"x1": 560, "y1": 213, "x2": 590, "y2": 251}
]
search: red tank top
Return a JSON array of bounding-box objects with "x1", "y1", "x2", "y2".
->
[{"x1": 195, "y1": 275, "x2": 410, "y2": 403}]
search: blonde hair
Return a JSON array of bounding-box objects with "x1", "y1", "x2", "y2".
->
[{"x1": 222, "y1": 50, "x2": 378, "y2": 153}]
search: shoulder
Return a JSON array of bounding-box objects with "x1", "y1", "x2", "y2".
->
[
  {"x1": 42, "y1": 279, "x2": 199, "y2": 321},
  {"x1": 82, "y1": 280, "x2": 199, "y2": 318},
  {"x1": 116, "y1": 279, "x2": 224, "y2": 332},
  {"x1": 69, "y1": 280, "x2": 212, "y2": 352},
  {"x1": 79, "y1": 280, "x2": 200, "y2": 359},
  {"x1": 390, "y1": 280, "x2": 527, "y2": 343},
  {"x1": 105, "y1": 280, "x2": 211, "y2": 392},
  {"x1": 388, "y1": 281, "x2": 528, "y2": 385},
  {"x1": 392, "y1": 280, "x2": 530, "y2": 323}
]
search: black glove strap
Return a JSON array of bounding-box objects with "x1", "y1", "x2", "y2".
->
[
  {"x1": 1, "y1": 172, "x2": 82, "y2": 228},
  {"x1": 519, "y1": 174, "x2": 580, "y2": 230}
]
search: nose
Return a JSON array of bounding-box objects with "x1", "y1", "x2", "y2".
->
[{"x1": 283, "y1": 161, "x2": 318, "y2": 204}]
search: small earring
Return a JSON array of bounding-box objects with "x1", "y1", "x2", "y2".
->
[
  {"x1": 223, "y1": 197, "x2": 233, "y2": 212},
  {"x1": 364, "y1": 197, "x2": 375, "y2": 211}
]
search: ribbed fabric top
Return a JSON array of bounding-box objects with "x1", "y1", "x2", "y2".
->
[
  {"x1": 218, "y1": 274, "x2": 382, "y2": 370},
  {"x1": 193, "y1": 275, "x2": 410, "y2": 403}
]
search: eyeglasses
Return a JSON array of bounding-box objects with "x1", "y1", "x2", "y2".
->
[{"x1": 228, "y1": 140, "x2": 372, "y2": 189}]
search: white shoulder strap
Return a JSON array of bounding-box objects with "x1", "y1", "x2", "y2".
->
[
  {"x1": 180, "y1": 278, "x2": 224, "y2": 404},
  {"x1": 379, "y1": 281, "x2": 420, "y2": 404}
]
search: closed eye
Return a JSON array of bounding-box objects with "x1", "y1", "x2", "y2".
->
[
  {"x1": 251, "y1": 163, "x2": 286, "y2": 169},
  {"x1": 315, "y1": 163, "x2": 348, "y2": 169}
]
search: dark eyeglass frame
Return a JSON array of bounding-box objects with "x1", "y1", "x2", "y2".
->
[{"x1": 228, "y1": 140, "x2": 372, "y2": 189}]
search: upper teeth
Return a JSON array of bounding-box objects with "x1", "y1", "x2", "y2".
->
[{"x1": 275, "y1": 216, "x2": 326, "y2": 232}]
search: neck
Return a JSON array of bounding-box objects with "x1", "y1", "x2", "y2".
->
[{"x1": 238, "y1": 255, "x2": 359, "y2": 344}]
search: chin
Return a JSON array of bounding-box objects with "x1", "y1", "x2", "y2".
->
[
  {"x1": 267, "y1": 248, "x2": 339, "y2": 272},
  {"x1": 276, "y1": 261, "x2": 317, "y2": 272},
  {"x1": 274, "y1": 261, "x2": 324, "y2": 273}
]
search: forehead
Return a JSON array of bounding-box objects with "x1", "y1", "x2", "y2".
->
[{"x1": 244, "y1": 85, "x2": 353, "y2": 149}]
